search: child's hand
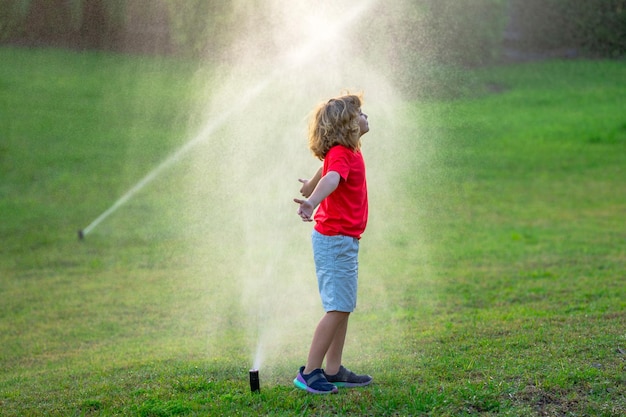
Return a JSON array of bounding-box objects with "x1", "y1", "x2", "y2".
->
[
  {"x1": 293, "y1": 198, "x2": 314, "y2": 222},
  {"x1": 298, "y1": 178, "x2": 314, "y2": 198}
]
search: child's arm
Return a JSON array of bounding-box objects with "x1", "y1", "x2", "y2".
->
[
  {"x1": 293, "y1": 171, "x2": 340, "y2": 222},
  {"x1": 298, "y1": 167, "x2": 323, "y2": 198}
]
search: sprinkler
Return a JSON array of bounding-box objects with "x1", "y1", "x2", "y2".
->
[
  {"x1": 78, "y1": 229, "x2": 84, "y2": 240},
  {"x1": 249, "y1": 369, "x2": 260, "y2": 393}
]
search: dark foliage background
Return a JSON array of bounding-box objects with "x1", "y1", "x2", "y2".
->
[{"x1": 1, "y1": 0, "x2": 624, "y2": 62}]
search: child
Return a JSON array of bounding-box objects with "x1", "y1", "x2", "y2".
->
[{"x1": 293, "y1": 94, "x2": 372, "y2": 394}]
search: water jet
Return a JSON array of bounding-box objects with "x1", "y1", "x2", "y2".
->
[{"x1": 75, "y1": 0, "x2": 412, "y2": 384}]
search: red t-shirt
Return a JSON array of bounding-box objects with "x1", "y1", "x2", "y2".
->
[{"x1": 314, "y1": 145, "x2": 368, "y2": 239}]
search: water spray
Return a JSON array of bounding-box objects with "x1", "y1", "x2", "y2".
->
[
  {"x1": 75, "y1": 0, "x2": 385, "y2": 390},
  {"x1": 75, "y1": 0, "x2": 376, "y2": 240},
  {"x1": 249, "y1": 369, "x2": 260, "y2": 393}
]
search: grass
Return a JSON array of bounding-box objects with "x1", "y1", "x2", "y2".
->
[{"x1": 1, "y1": 47, "x2": 625, "y2": 416}]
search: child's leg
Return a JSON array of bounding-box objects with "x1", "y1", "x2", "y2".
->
[
  {"x1": 304, "y1": 311, "x2": 350, "y2": 374},
  {"x1": 324, "y1": 313, "x2": 349, "y2": 375}
]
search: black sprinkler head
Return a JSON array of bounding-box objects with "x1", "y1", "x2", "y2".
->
[{"x1": 249, "y1": 369, "x2": 260, "y2": 393}]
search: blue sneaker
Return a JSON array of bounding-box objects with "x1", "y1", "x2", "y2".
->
[
  {"x1": 294, "y1": 366, "x2": 338, "y2": 394},
  {"x1": 324, "y1": 366, "x2": 372, "y2": 388}
]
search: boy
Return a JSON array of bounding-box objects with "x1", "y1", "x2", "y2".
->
[{"x1": 293, "y1": 94, "x2": 372, "y2": 394}]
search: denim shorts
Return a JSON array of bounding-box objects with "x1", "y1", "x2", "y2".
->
[{"x1": 312, "y1": 229, "x2": 359, "y2": 313}]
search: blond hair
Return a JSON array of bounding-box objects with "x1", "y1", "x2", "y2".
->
[{"x1": 308, "y1": 94, "x2": 363, "y2": 160}]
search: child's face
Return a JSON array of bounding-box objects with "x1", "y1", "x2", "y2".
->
[{"x1": 358, "y1": 110, "x2": 369, "y2": 136}]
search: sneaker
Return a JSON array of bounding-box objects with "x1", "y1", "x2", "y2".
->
[
  {"x1": 324, "y1": 365, "x2": 372, "y2": 388},
  {"x1": 293, "y1": 366, "x2": 338, "y2": 394}
]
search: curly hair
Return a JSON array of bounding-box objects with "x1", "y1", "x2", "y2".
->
[{"x1": 308, "y1": 94, "x2": 363, "y2": 160}]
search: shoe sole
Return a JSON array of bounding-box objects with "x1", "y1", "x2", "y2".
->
[
  {"x1": 331, "y1": 380, "x2": 372, "y2": 388},
  {"x1": 293, "y1": 376, "x2": 338, "y2": 394}
]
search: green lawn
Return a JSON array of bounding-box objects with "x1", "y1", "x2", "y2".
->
[{"x1": 0, "y1": 47, "x2": 625, "y2": 416}]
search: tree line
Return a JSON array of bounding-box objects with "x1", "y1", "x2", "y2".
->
[{"x1": 2, "y1": 0, "x2": 625, "y2": 63}]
